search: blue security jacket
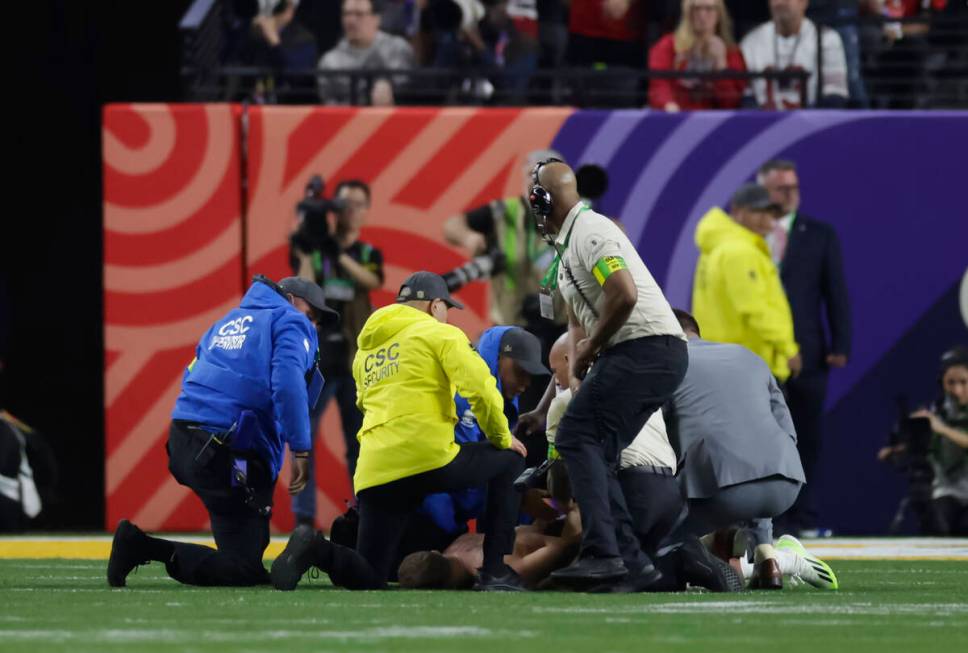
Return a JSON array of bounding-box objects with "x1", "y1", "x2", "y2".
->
[
  {"x1": 171, "y1": 281, "x2": 320, "y2": 479},
  {"x1": 420, "y1": 326, "x2": 518, "y2": 534}
]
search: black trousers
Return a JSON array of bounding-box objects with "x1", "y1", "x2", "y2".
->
[
  {"x1": 325, "y1": 442, "x2": 525, "y2": 590},
  {"x1": 556, "y1": 335, "x2": 688, "y2": 571},
  {"x1": 163, "y1": 421, "x2": 274, "y2": 586},
  {"x1": 929, "y1": 495, "x2": 968, "y2": 536},
  {"x1": 781, "y1": 370, "x2": 828, "y2": 531},
  {"x1": 618, "y1": 466, "x2": 683, "y2": 557}
]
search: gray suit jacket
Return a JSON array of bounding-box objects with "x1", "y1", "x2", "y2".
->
[{"x1": 669, "y1": 338, "x2": 806, "y2": 499}]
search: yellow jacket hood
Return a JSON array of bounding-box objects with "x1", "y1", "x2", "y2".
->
[
  {"x1": 691, "y1": 207, "x2": 798, "y2": 381},
  {"x1": 351, "y1": 303, "x2": 513, "y2": 492},
  {"x1": 695, "y1": 206, "x2": 767, "y2": 256}
]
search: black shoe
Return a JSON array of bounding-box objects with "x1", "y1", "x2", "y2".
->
[
  {"x1": 474, "y1": 565, "x2": 527, "y2": 592},
  {"x1": 271, "y1": 524, "x2": 326, "y2": 591},
  {"x1": 550, "y1": 556, "x2": 628, "y2": 584},
  {"x1": 587, "y1": 563, "x2": 663, "y2": 593},
  {"x1": 295, "y1": 515, "x2": 315, "y2": 528},
  {"x1": 678, "y1": 536, "x2": 743, "y2": 592},
  {"x1": 107, "y1": 519, "x2": 150, "y2": 588}
]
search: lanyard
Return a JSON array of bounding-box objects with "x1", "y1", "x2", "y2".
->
[{"x1": 541, "y1": 207, "x2": 587, "y2": 291}]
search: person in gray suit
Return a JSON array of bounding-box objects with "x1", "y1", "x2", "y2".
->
[{"x1": 668, "y1": 309, "x2": 806, "y2": 586}]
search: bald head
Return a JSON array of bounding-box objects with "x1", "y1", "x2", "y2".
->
[
  {"x1": 549, "y1": 332, "x2": 570, "y2": 389},
  {"x1": 537, "y1": 162, "x2": 581, "y2": 231}
]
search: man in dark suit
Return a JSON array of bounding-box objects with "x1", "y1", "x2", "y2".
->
[{"x1": 758, "y1": 160, "x2": 851, "y2": 537}]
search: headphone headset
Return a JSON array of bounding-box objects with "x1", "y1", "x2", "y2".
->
[{"x1": 528, "y1": 157, "x2": 564, "y2": 229}]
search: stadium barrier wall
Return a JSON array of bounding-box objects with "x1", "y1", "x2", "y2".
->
[{"x1": 104, "y1": 105, "x2": 968, "y2": 534}]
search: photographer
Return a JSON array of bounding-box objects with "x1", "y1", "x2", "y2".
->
[
  {"x1": 442, "y1": 149, "x2": 562, "y2": 329},
  {"x1": 879, "y1": 347, "x2": 968, "y2": 536},
  {"x1": 290, "y1": 177, "x2": 384, "y2": 522}
]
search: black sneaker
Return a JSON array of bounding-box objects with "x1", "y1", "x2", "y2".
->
[
  {"x1": 271, "y1": 524, "x2": 324, "y2": 591},
  {"x1": 107, "y1": 519, "x2": 150, "y2": 588},
  {"x1": 587, "y1": 563, "x2": 664, "y2": 593},
  {"x1": 678, "y1": 535, "x2": 743, "y2": 592},
  {"x1": 550, "y1": 556, "x2": 628, "y2": 584},
  {"x1": 474, "y1": 565, "x2": 527, "y2": 592}
]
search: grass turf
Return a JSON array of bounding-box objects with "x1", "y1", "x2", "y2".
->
[{"x1": 1, "y1": 559, "x2": 966, "y2": 653}]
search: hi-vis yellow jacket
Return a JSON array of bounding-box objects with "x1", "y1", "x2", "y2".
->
[
  {"x1": 691, "y1": 207, "x2": 799, "y2": 381},
  {"x1": 351, "y1": 303, "x2": 512, "y2": 492}
]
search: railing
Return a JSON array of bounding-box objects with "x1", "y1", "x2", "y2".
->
[
  {"x1": 179, "y1": 5, "x2": 968, "y2": 109},
  {"x1": 184, "y1": 66, "x2": 813, "y2": 108}
]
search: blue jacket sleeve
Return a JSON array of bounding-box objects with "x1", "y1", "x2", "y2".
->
[{"x1": 270, "y1": 315, "x2": 315, "y2": 453}]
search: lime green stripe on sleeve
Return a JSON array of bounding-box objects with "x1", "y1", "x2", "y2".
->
[{"x1": 592, "y1": 256, "x2": 628, "y2": 286}]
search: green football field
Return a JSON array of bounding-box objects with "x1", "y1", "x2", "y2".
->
[{"x1": 2, "y1": 559, "x2": 967, "y2": 653}]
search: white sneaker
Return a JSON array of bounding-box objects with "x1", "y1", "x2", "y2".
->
[{"x1": 775, "y1": 534, "x2": 839, "y2": 590}]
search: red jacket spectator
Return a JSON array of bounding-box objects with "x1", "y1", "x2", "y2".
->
[
  {"x1": 648, "y1": 0, "x2": 746, "y2": 111},
  {"x1": 648, "y1": 33, "x2": 746, "y2": 110},
  {"x1": 569, "y1": 0, "x2": 645, "y2": 42}
]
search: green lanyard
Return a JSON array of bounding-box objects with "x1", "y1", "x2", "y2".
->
[{"x1": 541, "y1": 207, "x2": 587, "y2": 291}]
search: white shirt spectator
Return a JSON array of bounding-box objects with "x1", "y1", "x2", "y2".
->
[
  {"x1": 741, "y1": 18, "x2": 849, "y2": 109},
  {"x1": 452, "y1": 0, "x2": 485, "y2": 31}
]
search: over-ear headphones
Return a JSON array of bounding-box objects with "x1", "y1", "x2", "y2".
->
[{"x1": 529, "y1": 157, "x2": 563, "y2": 224}]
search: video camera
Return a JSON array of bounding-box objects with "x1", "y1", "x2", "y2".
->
[
  {"x1": 885, "y1": 395, "x2": 936, "y2": 533},
  {"x1": 290, "y1": 175, "x2": 346, "y2": 258},
  {"x1": 441, "y1": 248, "x2": 506, "y2": 293},
  {"x1": 886, "y1": 396, "x2": 934, "y2": 467}
]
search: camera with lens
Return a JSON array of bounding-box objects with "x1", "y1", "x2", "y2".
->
[
  {"x1": 441, "y1": 247, "x2": 507, "y2": 293},
  {"x1": 513, "y1": 457, "x2": 557, "y2": 492},
  {"x1": 290, "y1": 174, "x2": 346, "y2": 262},
  {"x1": 885, "y1": 395, "x2": 936, "y2": 533}
]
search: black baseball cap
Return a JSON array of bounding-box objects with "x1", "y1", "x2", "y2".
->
[
  {"x1": 395, "y1": 271, "x2": 464, "y2": 309},
  {"x1": 277, "y1": 277, "x2": 340, "y2": 326},
  {"x1": 730, "y1": 183, "x2": 783, "y2": 214},
  {"x1": 499, "y1": 328, "x2": 550, "y2": 376}
]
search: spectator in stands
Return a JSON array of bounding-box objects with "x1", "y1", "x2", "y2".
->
[
  {"x1": 691, "y1": 183, "x2": 800, "y2": 384},
  {"x1": 866, "y1": 0, "x2": 946, "y2": 108},
  {"x1": 566, "y1": 0, "x2": 648, "y2": 106},
  {"x1": 758, "y1": 159, "x2": 850, "y2": 539},
  {"x1": 741, "y1": 0, "x2": 849, "y2": 109},
  {"x1": 537, "y1": 0, "x2": 569, "y2": 71},
  {"x1": 807, "y1": 0, "x2": 870, "y2": 107},
  {"x1": 648, "y1": 0, "x2": 747, "y2": 111},
  {"x1": 477, "y1": 0, "x2": 540, "y2": 102},
  {"x1": 317, "y1": 0, "x2": 416, "y2": 105},
  {"x1": 244, "y1": 0, "x2": 319, "y2": 103}
]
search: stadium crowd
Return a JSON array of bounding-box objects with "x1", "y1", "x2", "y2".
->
[{"x1": 215, "y1": 0, "x2": 968, "y2": 107}]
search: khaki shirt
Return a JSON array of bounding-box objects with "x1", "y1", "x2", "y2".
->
[
  {"x1": 554, "y1": 202, "x2": 685, "y2": 347},
  {"x1": 547, "y1": 387, "x2": 677, "y2": 472}
]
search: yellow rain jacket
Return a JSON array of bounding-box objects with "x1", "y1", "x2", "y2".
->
[
  {"x1": 351, "y1": 303, "x2": 513, "y2": 492},
  {"x1": 692, "y1": 207, "x2": 799, "y2": 381}
]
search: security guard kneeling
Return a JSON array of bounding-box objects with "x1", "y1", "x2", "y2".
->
[
  {"x1": 107, "y1": 276, "x2": 337, "y2": 587},
  {"x1": 271, "y1": 272, "x2": 529, "y2": 591}
]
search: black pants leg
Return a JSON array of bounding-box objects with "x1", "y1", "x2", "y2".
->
[
  {"x1": 330, "y1": 442, "x2": 524, "y2": 589},
  {"x1": 164, "y1": 422, "x2": 274, "y2": 586},
  {"x1": 555, "y1": 336, "x2": 688, "y2": 570},
  {"x1": 783, "y1": 371, "x2": 828, "y2": 531},
  {"x1": 335, "y1": 376, "x2": 363, "y2": 480},
  {"x1": 419, "y1": 443, "x2": 525, "y2": 572},
  {"x1": 618, "y1": 468, "x2": 684, "y2": 557}
]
